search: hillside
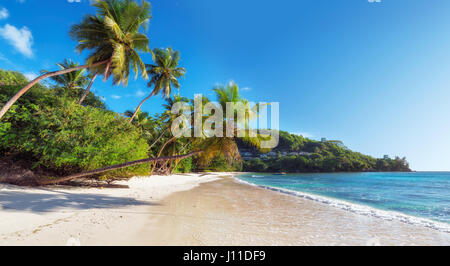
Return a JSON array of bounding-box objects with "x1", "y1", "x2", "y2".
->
[{"x1": 237, "y1": 131, "x2": 411, "y2": 173}]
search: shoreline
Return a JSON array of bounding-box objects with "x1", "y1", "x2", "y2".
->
[
  {"x1": 0, "y1": 172, "x2": 449, "y2": 246},
  {"x1": 234, "y1": 177, "x2": 450, "y2": 234},
  {"x1": 139, "y1": 177, "x2": 450, "y2": 245}
]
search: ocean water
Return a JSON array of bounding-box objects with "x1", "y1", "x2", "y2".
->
[{"x1": 237, "y1": 172, "x2": 450, "y2": 232}]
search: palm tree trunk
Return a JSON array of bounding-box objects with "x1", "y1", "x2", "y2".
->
[
  {"x1": 0, "y1": 59, "x2": 109, "y2": 120},
  {"x1": 149, "y1": 126, "x2": 170, "y2": 150},
  {"x1": 150, "y1": 136, "x2": 177, "y2": 175},
  {"x1": 155, "y1": 160, "x2": 170, "y2": 175},
  {"x1": 79, "y1": 73, "x2": 98, "y2": 105},
  {"x1": 38, "y1": 151, "x2": 202, "y2": 185},
  {"x1": 103, "y1": 60, "x2": 112, "y2": 81},
  {"x1": 129, "y1": 92, "x2": 153, "y2": 123}
]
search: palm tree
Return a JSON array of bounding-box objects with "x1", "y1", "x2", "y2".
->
[
  {"x1": 36, "y1": 83, "x2": 261, "y2": 184},
  {"x1": 124, "y1": 109, "x2": 150, "y2": 126},
  {"x1": 0, "y1": 0, "x2": 151, "y2": 119},
  {"x1": 153, "y1": 84, "x2": 261, "y2": 174},
  {"x1": 78, "y1": 72, "x2": 99, "y2": 105},
  {"x1": 128, "y1": 47, "x2": 186, "y2": 122},
  {"x1": 195, "y1": 82, "x2": 262, "y2": 167},
  {"x1": 42, "y1": 59, "x2": 89, "y2": 90},
  {"x1": 149, "y1": 95, "x2": 191, "y2": 174}
]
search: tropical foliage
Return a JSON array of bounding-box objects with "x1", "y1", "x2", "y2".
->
[
  {"x1": 0, "y1": 81, "x2": 149, "y2": 180},
  {"x1": 241, "y1": 131, "x2": 411, "y2": 172},
  {"x1": 129, "y1": 47, "x2": 186, "y2": 122},
  {"x1": 42, "y1": 59, "x2": 89, "y2": 90},
  {"x1": 0, "y1": 0, "x2": 151, "y2": 119}
]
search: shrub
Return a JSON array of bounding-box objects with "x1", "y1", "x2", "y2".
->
[
  {"x1": 174, "y1": 156, "x2": 193, "y2": 173},
  {"x1": 52, "y1": 86, "x2": 106, "y2": 109},
  {"x1": 0, "y1": 70, "x2": 29, "y2": 85},
  {"x1": 200, "y1": 155, "x2": 242, "y2": 172},
  {"x1": 0, "y1": 85, "x2": 150, "y2": 180}
]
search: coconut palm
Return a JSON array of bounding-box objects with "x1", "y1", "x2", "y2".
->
[
  {"x1": 128, "y1": 47, "x2": 186, "y2": 122},
  {"x1": 42, "y1": 59, "x2": 89, "y2": 90},
  {"x1": 37, "y1": 84, "x2": 262, "y2": 184},
  {"x1": 194, "y1": 82, "x2": 262, "y2": 167},
  {"x1": 153, "y1": 84, "x2": 262, "y2": 173},
  {"x1": 149, "y1": 95, "x2": 191, "y2": 174},
  {"x1": 78, "y1": 72, "x2": 99, "y2": 105},
  {"x1": 0, "y1": 0, "x2": 151, "y2": 119}
]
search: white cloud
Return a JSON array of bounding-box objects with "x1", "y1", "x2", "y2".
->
[
  {"x1": 111, "y1": 95, "x2": 122, "y2": 100},
  {"x1": 0, "y1": 24, "x2": 33, "y2": 57},
  {"x1": 67, "y1": 0, "x2": 81, "y2": 3},
  {"x1": 0, "y1": 8, "x2": 9, "y2": 20},
  {"x1": 241, "y1": 87, "x2": 251, "y2": 91},
  {"x1": 136, "y1": 89, "x2": 146, "y2": 97},
  {"x1": 23, "y1": 72, "x2": 38, "y2": 81}
]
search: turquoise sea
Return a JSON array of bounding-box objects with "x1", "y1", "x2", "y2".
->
[{"x1": 237, "y1": 172, "x2": 450, "y2": 232}]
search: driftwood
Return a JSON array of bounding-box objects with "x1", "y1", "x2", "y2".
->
[{"x1": 38, "y1": 151, "x2": 202, "y2": 185}]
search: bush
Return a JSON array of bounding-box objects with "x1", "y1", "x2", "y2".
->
[
  {"x1": 52, "y1": 86, "x2": 106, "y2": 109},
  {"x1": 174, "y1": 156, "x2": 193, "y2": 173},
  {"x1": 242, "y1": 158, "x2": 267, "y2": 172},
  {"x1": 200, "y1": 155, "x2": 242, "y2": 172},
  {"x1": 0, "y1": 70, "x2": 29, "y2": 85},
  {"x1": 0, "y1": 85, "x2": 150, "y2": 179}
]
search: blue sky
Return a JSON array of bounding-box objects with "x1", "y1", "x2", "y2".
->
[{"x1": 1, "y1": 0, "x2": 450, "y2": 171}]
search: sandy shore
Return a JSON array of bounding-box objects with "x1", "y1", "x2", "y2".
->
[
  {"x1": 1, "y1": 173, "x2": 449, "y2": 246},
  {"x1": 0, "y1": 173, "x2": 222, "y2": 246}
]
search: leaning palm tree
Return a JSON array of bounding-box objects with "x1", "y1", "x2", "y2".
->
[
  {"x1": 36, "y1": 83, "x2": 262, "y2": 185},
  {"x1": 128, "y1": 47, "x2": 186, "y2": 122},
  {"x1": 195, "y1": 82, "x2": 262, "y2": 167},
  {"x1": 78, "y1": 72, "x2": 99, "y2": 105},
  {"x1": 154, "y1": 84, "x2": 262, "y2": 174},
  {"x1": 149, "y1": 95, "x2": 191, "y2": 174},
  {"x1": 0, "y1": 0, "x2": 151, "y2": 119}
]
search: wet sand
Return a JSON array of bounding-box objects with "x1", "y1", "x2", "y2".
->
[{"x1": 139, "y1": 177, "x2": 450, "y2": 246}]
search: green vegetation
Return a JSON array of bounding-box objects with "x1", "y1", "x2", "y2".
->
[
  {"x1": 0, "y1": 82, "x2": 149, "y2": 179},
  {"x1": 240, "y1": 131, "x2": 411, "y2": 173},
  {"x1": 0, "y1": 70, "x2": 29, "y2": 85},
  {"x1": 129, "y1": 47, "x2": 186, "y2": 122}
]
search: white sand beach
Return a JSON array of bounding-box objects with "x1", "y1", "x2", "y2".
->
[
  {"x1": 0, "y1": 173, "x2": 222, "y2": 246},
  {"x1": 0, "y1": 173, "x2": 449, "y2": 246}
]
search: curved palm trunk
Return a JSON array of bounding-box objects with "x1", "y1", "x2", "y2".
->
[
  {"x1": 103, "y1": 60, "x2": 112, "y2": 81},
  {"x1": 150, "y1": 136, "x2": 177, "y2": 175},
  {"x1": 0, "y1": 59, "x2": 109, "y2": 120},
  {"x1": 78, "y1": 73, "x2": 98, "y2": 105},
  {"x1": 129, "y1": 92, "x2": 153, "y2": 123},
  {"x1": 38, "y1": 151, "x2": 202, "y2": 186},
  {"x1": 155, "y1": 160, "x2": 171, "y2": 175},
  {"x1": 149, "y1": 126, "x2": 170, "y2": 150}
]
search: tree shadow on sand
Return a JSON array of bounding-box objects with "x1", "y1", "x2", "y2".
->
[{"x1": 0, "y1": 189, "x2": 158, "y2": 213}]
